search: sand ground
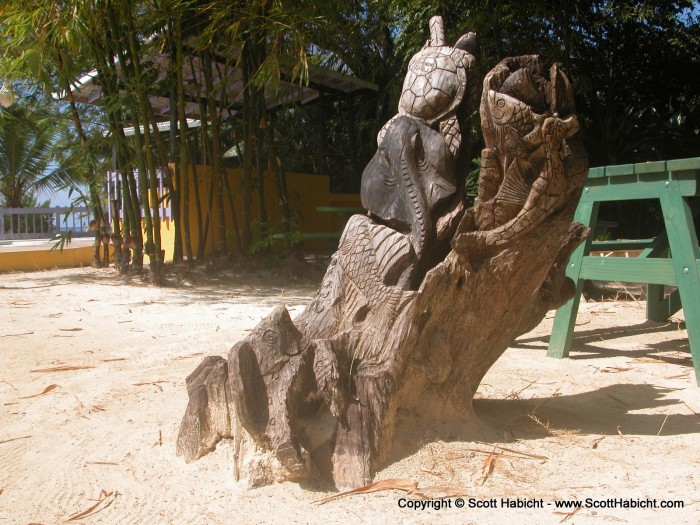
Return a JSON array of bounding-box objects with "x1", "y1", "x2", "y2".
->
[{"x1": 1, "y1": 264, "x2": 698, "y2": 524}]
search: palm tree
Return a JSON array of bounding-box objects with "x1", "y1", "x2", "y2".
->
[{"x1": 0, "y1": 101, "x2": 61, "y2": 210}]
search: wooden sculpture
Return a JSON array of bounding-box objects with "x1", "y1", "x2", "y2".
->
[{"x1": 176, "y1": 16, "x2": 588, "y2": 491}]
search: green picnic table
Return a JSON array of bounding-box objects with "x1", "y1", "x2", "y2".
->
[
  {"x1": 272, "y1": 206, "x2": 366, "y2": 248},
  {"x1": 547, "y1": 157, "x2": 700, "y2": 385},
  {"x1": 315, "y1": 206, "x2": 366, "y2": 218},
  {"x1": 312, "y1": 206, "x2": 366, "y2": 248}
]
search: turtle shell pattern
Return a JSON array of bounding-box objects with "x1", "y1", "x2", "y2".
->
[{"x1": 399, "y1": 45, "x2": 474, "y2": 125}]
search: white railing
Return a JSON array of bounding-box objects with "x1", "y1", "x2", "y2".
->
[
  {"x1": 0, "y1": 207, "x2": 95, "y2": 240},
  {"x1": 106, "y1": 169, "x2": 172, "y2": 223}
]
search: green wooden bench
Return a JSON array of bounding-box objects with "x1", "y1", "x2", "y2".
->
[
  {"x1": 271, "y1": 232, "x2": 343, "y2": 241},
  {"x1": 547, "y1": 157, "x2": 700, "y2": 385},
  {"x1": 315, "y1": 206, "x2": 366, "y2": 216},
  {"x1": 271, "y1": 207, "x2": 366, "y2": 248}
]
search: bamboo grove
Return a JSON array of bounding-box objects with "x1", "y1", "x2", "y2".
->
[
  {"x1": 1, "y1": 0, "x2": 329, "y2": 278},
  {"x1": 1, "y1": 0, "x2": 699, "y2": 277}
]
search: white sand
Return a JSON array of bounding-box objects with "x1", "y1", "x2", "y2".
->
[{"x1": 1, "y1": 266, "x2": 698, "y2": 524}]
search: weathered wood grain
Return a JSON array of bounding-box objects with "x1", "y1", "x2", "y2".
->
[{"x1": 177, "y1": 17, "x2": 588, "y2": 491}]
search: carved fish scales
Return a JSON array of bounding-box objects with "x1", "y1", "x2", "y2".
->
[
  {"x1": 337, "y1": 215, "x2": 415, "y2": 322},
  {"x1": 459, "y1": 57, "x2": 583, "y2": 254},
  {"x1": 176, "y1": 16, "x2": 588, "y2": 493}
]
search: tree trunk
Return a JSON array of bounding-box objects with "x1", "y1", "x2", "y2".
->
[
  {"x1": 202, "y1": 48, "x2": 228, "y2": 257},
  {"x1": 267, "y1": 114, "x2": 294, "y2": 255},
  {"x1": 123, "y1": 5, "x2": 162, "y2": 276},
  {"x1": 240, "y1": 48, "x2": 256, "y2": 252},
  {"x1": 177, "y1": 28, "x2": 589, "y2": 491},
  {"x1": 59, "y1": 72, "x2": 104, "y2": 268},
  {"x1": 175, "y1": 14, "x2": 193, "y2": 263},
  {"x1": 255, "y1": 77, "x2": 268, "y2": 235}
]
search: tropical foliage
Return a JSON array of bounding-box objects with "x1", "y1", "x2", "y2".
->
[
  {"x1": 0, "y1": 100, "x2": 62, "y2": 209},
  {"x1": 0, "y1": 0, "x2": 697, "y2": 272}
]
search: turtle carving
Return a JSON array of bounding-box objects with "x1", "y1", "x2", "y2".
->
[
  {"x1": 363, "y1": 16, "x2": 478, "y2": 288},
  {"x1": 177, "y1": 13, "x2": 589, "y2": 493},
  {"x1": 378, "y1": 16, "x2": 479, "y2": 157}
]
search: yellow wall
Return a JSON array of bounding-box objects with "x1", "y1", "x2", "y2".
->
[
  {"x1": 0, "y1": 169, "x2": 361, "y2": 271},
  {"x1": 0, "y1": 242, "x2": 97, "y2": 272},
  {"x1": 161, "y1": 166, "x2": 362, "y2": 261}
]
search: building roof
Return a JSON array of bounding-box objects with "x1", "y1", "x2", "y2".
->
[{"x1": 66, "y1": 45, "x2": 377, "y2": 120}]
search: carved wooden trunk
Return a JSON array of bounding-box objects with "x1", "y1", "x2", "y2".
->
[{"x1": 176, "y1": 16, "x2": 588, "y2": 490}]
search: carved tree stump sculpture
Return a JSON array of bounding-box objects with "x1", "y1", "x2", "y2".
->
[{"x1": 176, "y1": 16, "x2": 589, "y2": 491}]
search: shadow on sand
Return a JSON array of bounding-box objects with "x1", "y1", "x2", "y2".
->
[
  {"x1": 475, "y1": 383, "x2": 699, "y2": 440},
  {"x1": 513, "y1": 320, "x2": 690, "y2": 367}
]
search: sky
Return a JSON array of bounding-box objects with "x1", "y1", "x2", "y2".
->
[{"x1": 48, "y1": 187, "x2": 77, "y2": 207}]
